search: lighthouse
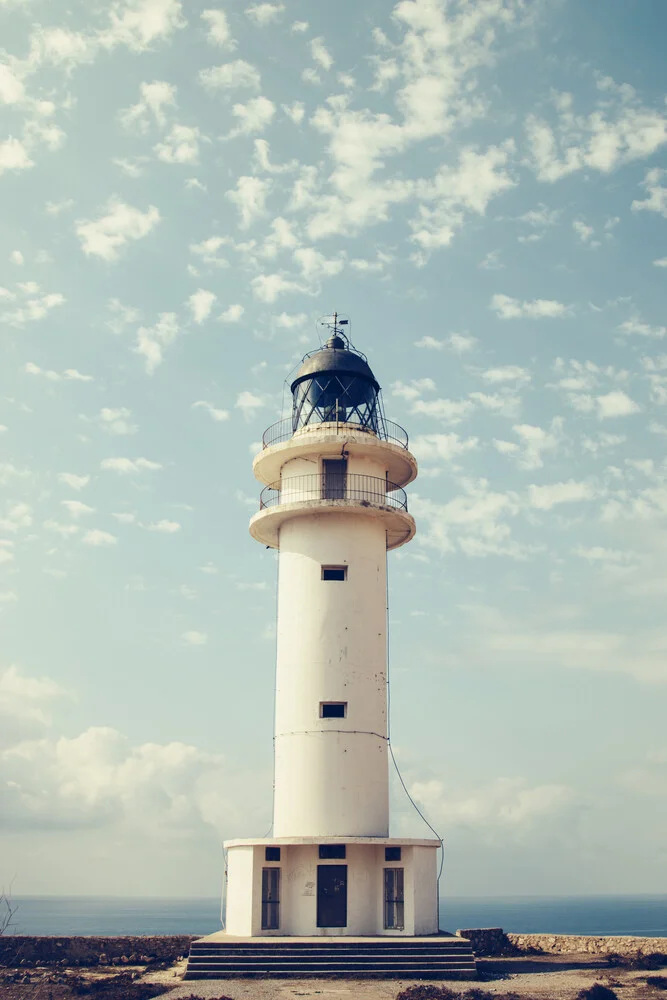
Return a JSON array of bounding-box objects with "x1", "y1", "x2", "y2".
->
[{"x1": 223, "y1": 317, "x2": 441, "y2": 938}]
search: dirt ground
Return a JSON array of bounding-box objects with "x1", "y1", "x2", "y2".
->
[{"x1": 1, "y1": 955, "x2": 666, "y2": 1000}]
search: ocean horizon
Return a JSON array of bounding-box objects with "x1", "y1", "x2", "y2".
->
[{"x1": 6, "y1": 894, "x2": 667, "y2": 939}]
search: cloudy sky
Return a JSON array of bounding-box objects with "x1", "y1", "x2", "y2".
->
[{"x1": 1, "y1": 0, "x2": 667, "y2": 901}]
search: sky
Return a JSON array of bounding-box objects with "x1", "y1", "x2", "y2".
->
[{"x1": 1, "y1": 0, "x2": 667, "y2": 902}]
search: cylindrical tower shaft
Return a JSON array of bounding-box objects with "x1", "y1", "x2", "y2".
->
[{"x1": 272, "y1": 513, "x2": 388, "y2": 837}]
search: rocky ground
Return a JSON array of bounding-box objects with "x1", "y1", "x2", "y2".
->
[{"x1": 1, "y1": 955, "x2": 666, "y2": 1000}]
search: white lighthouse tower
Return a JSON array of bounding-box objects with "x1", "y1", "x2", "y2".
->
[{"x1": 223, "y1": 317, "x2": 441, "y2": 939}]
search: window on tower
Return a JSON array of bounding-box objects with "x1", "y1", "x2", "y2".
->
[
  {"x1": 320, "y1": 702, "x2": 347, "y2": 718},
  {"x1": 322, "y1": 565, "x2": 347, "y2": 581}
]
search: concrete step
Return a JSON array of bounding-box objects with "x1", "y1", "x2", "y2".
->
[{"x1": 185, "y1": 938, "x2": 477, "y2": 979}]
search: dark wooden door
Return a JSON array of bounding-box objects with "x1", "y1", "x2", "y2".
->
[
  {"x1": 317, "y1": 864, "x2": 347, "y2": 927},
  {"x1": 322, "y1": 459, "x2": 347, "y2": 500}
]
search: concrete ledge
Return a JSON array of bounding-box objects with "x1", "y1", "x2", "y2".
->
[
  {"x1": 457, "y1": 927, "x2": 667, "y2": 957},
  {"x1": 0, "y1": 936, "x2": 195, "y2": 967}
]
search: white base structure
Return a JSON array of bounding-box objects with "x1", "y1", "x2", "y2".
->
[
  {"x1": 224, "y1": 838, "x2": 439, "y2": 938},
  {"x1": 223, "y1": 325, "x2": 441, "y2": 940}
]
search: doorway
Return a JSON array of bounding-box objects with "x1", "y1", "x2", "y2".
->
[
  {"x1": 316, "y1": 864, "x2": 347, "y2": 927},
  {"x1": 261, "y1": 867, "x2": 280, "y2": 930},
  {"x1": 322, "y1": 458, "x2": 347, "y2": 500}
]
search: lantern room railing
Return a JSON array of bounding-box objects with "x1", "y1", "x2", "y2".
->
[
  {"x1": 259, "y1": 474, "x2": 408, "y2": 512},
  {"x1": 261, "y1": 417, "x2": 409, "y2": 450}
]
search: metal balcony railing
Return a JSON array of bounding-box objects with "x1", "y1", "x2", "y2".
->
[
  {"x1": 261, "y1": 417, "x2": 409, "y2": 450},
  {"x1": 259, "y1": 474, "x2": 408, "y2": 512}
]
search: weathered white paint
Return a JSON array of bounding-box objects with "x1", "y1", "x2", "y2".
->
[
  {"x1": 225, "y1": 412, "x2": 443, "y2": 940},
  {"x1": 224, "y1": 839, "x2": 439, "y2": 936},
  {"x1": 273, "y1": 512, "x2": 388, "y2": 838},
  {"x1": 225, "y1": 846, "x2": 255, "y2": 936}
]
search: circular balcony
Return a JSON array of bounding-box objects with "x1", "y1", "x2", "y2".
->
[
  {"x1": 254, "y1": 420, "x2": 417, "y2": 490},
  {"x1": 262, "y1": 417, "x2": 409, "y2": 450},
  {"x1": 249, "y1": 473, "x2": 415, "y2": 551},
  {"x1": 260, "y1": 473, "x2": 407, "y2": 511}
]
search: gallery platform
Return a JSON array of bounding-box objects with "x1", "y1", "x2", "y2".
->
[{"x1": 184, "y1": 932, "x2": 477, "y2": 979}]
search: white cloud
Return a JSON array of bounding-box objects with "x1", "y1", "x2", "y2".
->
[
  {"x1": 490, "y1": 294, "x2": 569, "y2": 319},
  {"x1": 58, "y1": 473, "x2": 90, "y2": 491},
  {"x1": 0, "y1": 137, "x2": 33, "y2": 176},
  {"x1": 251, "y1": 274, "x2": 302, "y2": 303},
  {"x1": 411, "y1": 397, "x2": 474, "y2": 425},
  {"x1": 24, "y1": 361, "x2": 92, "y2": 381},
  {"x1": 293, "y1": 247, "x2": 344, "y2": 285},
  {"x1": 618, "y1": 318, "x2": 667, "y2": 339},
  {"x1": 495, "y1": 418, "x2": 564, "y2": 471},
  {"x1": 235, "y1": 391, "x2": 265, "y2": 419},
  {"x1": 10, "y1": 250, "x2": 24, "y2": 265},
  {"x1": 76, "y1": 200, "x2": 160, "y2": 261},
  {"x1": 192, "y1": 400, "x2": 230, "y2": 422},
  {"x1": 3, "y1": 290, "x2": 66, "y2": 327},
  {"x1": 596, "y1": 390, "x2": 640, "y2": 419},
  {"x1": 283, "y1": 101, "x2": 305, "y2": 125},
  {"x1": 82, "y1": 529, "x2": 117, "y2": 546},
  {"x1": 411, "y1": 433, "x2": 479, "y2": 464},
  {"x1": 481, "y1": 365, "x2": 531, "y2": 385},
  {"x1": 147, "y1": 519, "x2": 180, "y2": 533},
  {"x1": 411, "y1": 775, "x2": 575, "y2": 836},
  {"x1": 135, "y1": 313, "x2": 179, "y2": 374},
  {"x1": 0, "y1": 721, "x2": 232, "y2": 833},
  {"x1": 310, "y1": 37, "x2": 333, "y2": 71},
  {"x1": 61, "y1": 501, "x2": 94, "y2": 518},
  {"x1": 228, "y1": 96, "x2": 276, "y2": 135},
  {"x1": 653, "y1": 257, "x2": 667, "y2": 268},
  {"x1": 155, "y1": 124, "x2": 202, "y2": 164},
  {"x1": 93, "y1": 407, "x2": 137, "y2": 436},
  {"x1": 632, "y1": 168, "x2": 667, "y2": 218},
  {"x1": 118, "y1": 80, "x2": 177, "y2": 131},
  {"x1": 199, "y1": 60, "x2": 260, "y2": 91},
  {"x1": 112, "y1": 512, "x2": 138, "y2": 525},
  {"x1": 525, "y1": 88, "x2": 667, "y2": 182},
  {"x1": 412, "y1": 481, "x2": 524, "y2": 559},
  {"x1": 201, "y1": 9, "x2": 234, "y2": 48},
  {"x1": 527, "y1": 481, "x2": 595, "y2": 510},
  {"x1": 392, "y1": 378, "x2": 436, "y2": 402},
  {"x1": 573, "y1": 219, "x2": 596, "y2": 244},
  {"x1": 245, "y1": 2, "x2": 284, "y2": 25},
  {"x1": 182, "y1": 630, "x2": 208, "y2": 646},
  {"x1": 100, "y1": 0, "x2": 186, "y2": 52},
  {"x1": 187, "y1": 289, "x2": 216, "y2": 324},
  {"x1": 254, "y1": 140, "x2": 299, "y2": 175},
  {"x1": 0, "y1": 665, "x2": 64, "y2": 729},
  {"x1": 190, "y1": 236, "x2": 228, "y2": 268},
  {"x1": 219, "y1": 304, "x2": 244, "y2": 323},
  {"x1": 0, "y1": 502, "x2": 32, "y2": 533},
  {"x1": 100, "y1": 457, "x2": 162, "y2": 474},
  {"x1": 226, "y1": 176, "x2": 271, "y2": 228}
]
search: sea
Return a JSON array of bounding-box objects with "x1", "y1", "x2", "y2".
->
[{"x1": 7, "y1": 896, "x2": 667, "y2": 938}]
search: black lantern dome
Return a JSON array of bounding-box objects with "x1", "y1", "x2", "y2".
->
[{"x1": 290, "y1": 328, "x2": 383, "y2": 434}]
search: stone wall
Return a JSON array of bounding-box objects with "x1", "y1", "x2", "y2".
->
[
  {"x1": 0, "y1": 936, "x2": 195, "y2": 968},
  {"x1": 457, "y1": 928, "x2": 667, "y2": 958}
]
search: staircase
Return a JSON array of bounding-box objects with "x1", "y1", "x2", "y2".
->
[{"x1": 184, "y1": 934, "x2": 477, "y2": 979}]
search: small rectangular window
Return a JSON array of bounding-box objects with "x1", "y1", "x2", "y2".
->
[
  {"x1": 265, "y1": 847, "x2": 281, "y2": 861},
  {"x1": 322, "y1": 565, "x2": 347, "y2": 581},
  {"x1": 385, "y1": 847, "x2": 401, "y2": 861},
  {"x1": 319, "y1": 844, "x2": 346, "y2": 859},
  {"x1": 320, "y1": 702, "x2": 346, "y2": 719}
]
